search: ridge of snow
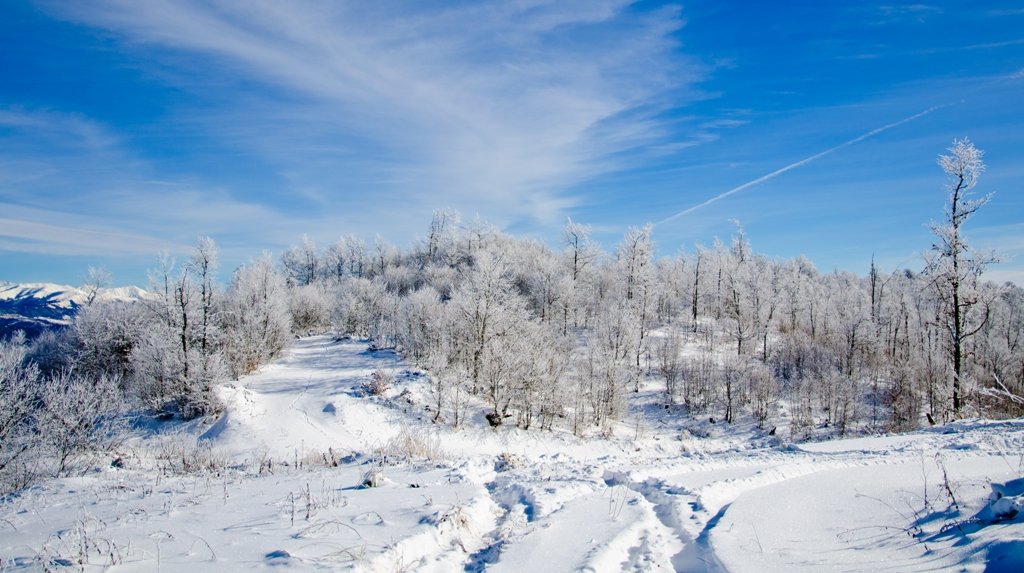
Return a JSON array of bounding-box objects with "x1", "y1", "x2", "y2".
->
[{"x1": 0, "y1": 281, "x2": 150, "y2": 306}]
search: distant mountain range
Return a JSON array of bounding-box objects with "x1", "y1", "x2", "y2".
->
[{"x1": 0, "y1": 282, "x2": 149, "y2": 340}]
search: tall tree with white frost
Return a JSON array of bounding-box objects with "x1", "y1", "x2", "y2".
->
[
  {"x1": 131, "y1": 239, "x2": 227, "y2": 417},
  {"x1": 925, "y1": 138, "x2": 995, "y2": 416},
  {"x1": 449, "y1": 252, "x2": 523, "y2": 396},
  {"x1": 615, "y1": 225, "x2": 656, "y2": 377},
  {"x1": 281, "y1": 235, "x2": 320, "y2": 286},
  {"x1": 561, "y1": 219, "x2": 599, "y2": 332},
  {"x1": 189, "y1": 237, "x2": 223, "y2": 387}
]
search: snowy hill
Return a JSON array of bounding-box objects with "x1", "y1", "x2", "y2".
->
[
  {"x1": 0, "y1": 281, "x2": 149, "y2": 339},
  {"x1": 2, "y1": 334, "x2": 1022, "y2": 571}
]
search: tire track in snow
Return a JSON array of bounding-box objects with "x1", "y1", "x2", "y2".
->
[
  {"x1": 465, "y1": 463, "x2": 604, "y2": 571},
  {"x1": 602, "y1": 435, "x2": 1021, "y2": 572},
  {"x1": 604, "y1": 471, "x2": 718, "y2": 572},
  {"x1": 467, "y1": 459, "x2": 678, "y2": 572}
]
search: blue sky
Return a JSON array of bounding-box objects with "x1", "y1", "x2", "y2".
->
[{"x1": 1, "y1": 0, "x2": 1022, "y2": 287}]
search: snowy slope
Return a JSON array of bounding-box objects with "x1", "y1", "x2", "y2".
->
[{"x1": 1, "y1": 335, "x2": 1022, "y2": 572}]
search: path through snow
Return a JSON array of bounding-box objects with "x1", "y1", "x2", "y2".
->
[{"x1": 2, "y1": 335, "x2": 1023, "y2": 572}]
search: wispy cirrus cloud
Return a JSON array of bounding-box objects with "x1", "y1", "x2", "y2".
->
[
  {"x1": 0, "y1": 108, "x2": 116, "y2": 151},
  {"x1": 0, "y1": 106, "x2": 299, "y2": 259},
  {"x1": 43, "y1": 0, "x2": 704, "y2": 227},
  {"x1": 0, "y1": 205, "x2": 192, "y2": 257},
  {"x1": 871, "y1": 4, "x2": 943, "y2": 25}
]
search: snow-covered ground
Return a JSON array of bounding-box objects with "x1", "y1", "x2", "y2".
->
[{"x1": 2, "y1": 335, "x2": 1023, "y2": 572}]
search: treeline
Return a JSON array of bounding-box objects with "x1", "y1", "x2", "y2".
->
[
  {"x1": 263, "y1": 140, "x2": 1019, "y2": 435},
  {"x1": 269, "y1": 207, "x2": 1022, "y2": 435},
  {"x1": 2, "y1": 139, "x2": 1021, "y2": 492}
]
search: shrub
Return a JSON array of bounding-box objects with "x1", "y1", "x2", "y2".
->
[{"x1": 365, "y1": 369, "x2": 393, "y2": 396}]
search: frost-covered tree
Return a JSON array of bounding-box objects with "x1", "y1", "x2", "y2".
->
[
  {"x1": 371, "y1": 235, "x2": 400, "y2": 278},
  {"x1": 189, "y1": 237, "x2": 224, "y2": 388},
  {"x1": 504, "y1": 319, "x2": 570, "y2": 430},
  {"x1": 131, "y1": 248, "x2": 223, "y2": 417},
  {"x1": 615, "y1": 225, "x2": 656, "y2": 374},
  {"x1": 653, "y1": 254, "x2": 689, "y2": 326},
  {"x1": 81, "y1": 266, "x2": 112, "y2": 307},
  {"x1": 73, "y1": 299, "x2": 147, "y2": 380},
  {"x1": 655, "y1": 329, "x2": 684, "y2": 406},
  {"x1": 422, "y1": 208, "x2": 460, "y2": 267},
  {"x1": 511, "y1": 239, "x2": 563, "y2": 323},
  {"x1": 281, "y1": 235, "x2": 320, "y2": 286},
  {"x1": 334, "y1": 277, "x2": 394, "y2": 342},
  {"x1": 827, "y1": 272, "x2": 872, "y2": 379},
  {"x1": 560, "y1": 219, "x2": 600, "y2": 332},
  {"x1": 323, "y1": 238, "x2": 348, "y2": 283},
  {"x1": 38, "y1": 370, "x2": 124, "y2": 476},
  {"x1": 343, "y1": 234, "x2": 368, "y2": 278},
  {"x1": 221, "y1": 253, "x2": 292, "y2": 377},
  {"x1": 588, "y1": 299, "x2": 639, "y2": 425},
  {"x1": 925, "y1": 139, "x2": 996, "y2": 415},
  {"x1": 979, "y1": 285, "x2": 1024, "y2": 400},
  {"x1": 289, "y1": 282, "x2": 334, "y2": 335},
  {"x1": 395, "y1": 286, "x2": 444, "y2": 366},
  {"x1": 1, "y1": 334, "x2": 125, "y2": 492},
  {"x1": 721, "y1": 225, "x2": 760, "y2": 356},
  {"x1": 0, "y1": 333, "x2": 38, "y2": 489},
  {"x1": 131, "y1": 240, "x2": 227, "y2": 418},
  {"x1": 779, "y1": 256, "x2": 817, "y2": 335},
  {"x1": 449, "y1": 253, "x2": 524, "y2": 395}
]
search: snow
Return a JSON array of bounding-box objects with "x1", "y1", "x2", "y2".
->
[
  {"x1": 2, "y1": 334, "x2": 1023, "y2": 572},
  {"x1": 0, "y1": 282, "x2": 150, "y2": 307},
  {"x1": 0, "y1": 283, "x2": 82, "y2": 307},
  {"x1": 204, "y1": 338, "x2": 410, "y2": 460}
]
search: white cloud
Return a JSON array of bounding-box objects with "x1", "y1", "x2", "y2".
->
[
  {"x1": 0, "y1": 106, "x2": 303, "y2": 254},
  {"x1": 45, "y1": 0, "x2": 699, "y2": 229},
  {"x1": 0, "y1": 208, "x2": 190, "y2": 257},
  {"x1": 0, "y1": 108, "x2": 115, "y2": 149}
]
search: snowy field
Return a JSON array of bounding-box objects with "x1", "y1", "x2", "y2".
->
[{"x1": 2, "y1": 335, "x2": 1023, "y2": 572}]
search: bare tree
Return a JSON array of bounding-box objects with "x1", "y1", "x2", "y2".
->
[
  {"x1": 423, "y1": 208, "x2": 460, "y2": 267},
  {"x1": 189, "y1": 237, "x2": 220, "y2": 382},
  {"x1": 925, "y1": 139, "x2": 996, "y2": 415},
  {"x1": 281, "y1": 235, "x2": 320, "y2": 286},
  {"x1": 615, "y1": 225, "x2": 656, "y2": 379},
  {"x1": 323, "y1": 238, "x2": 348, "y2": 282},
  {"x1": 343, "y1": 234, "x2": 367, "y2": 278},
  {"x1": 81, "y1": 266, "x2": 112, "y2": 307},
  {"x1": 656, "y1": 329, "x2": 683, "y2": 406},
  {"x1": 561, "y1": 219, "x2": 599, "y2": 333}
]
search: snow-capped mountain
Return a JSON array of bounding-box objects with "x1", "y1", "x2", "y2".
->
[{"x1": 0, "y1": 281, "x2": 148, "y2": 339}]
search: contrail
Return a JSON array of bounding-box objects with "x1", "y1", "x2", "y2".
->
[{"x1": 655, "y1": 104, "x2": 948, "y2": 227}]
